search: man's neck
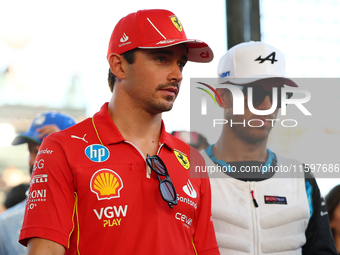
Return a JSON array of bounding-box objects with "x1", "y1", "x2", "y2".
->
[
  {"x1": 213, "y1": 129, "x2": 269, "y2": 163},
  {"x1": 107, "y1": 98, "x2": 162, "y2": 157}
]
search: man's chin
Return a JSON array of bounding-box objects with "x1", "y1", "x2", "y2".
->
[
  {"x1": 230, "y1": 125, "x2": 271, "y2": 144},
  {"x1": 245, "y1": 129, "x2": 270, "y2": 144},
  {"x1": 148, "y1": 102, "x2": 174, "y2": 114}
]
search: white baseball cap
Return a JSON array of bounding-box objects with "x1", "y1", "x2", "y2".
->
[{"x1": 217, "y1": 41, "x2": 297, "y2": 87}]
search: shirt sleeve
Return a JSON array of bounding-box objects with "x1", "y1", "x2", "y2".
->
[
  {"x1": 19, "y1": 135, "x2": 75, "y2": 248},
  {"x1": 191, "y1": 151, "x2": 220, "y2": 255},
  {"x1": 302, "y1": 171, "x2": 338, "y2": 255}
]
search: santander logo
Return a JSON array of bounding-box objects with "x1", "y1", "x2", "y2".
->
[
  {"x1": 183, "y1": 180, "x2": 197, "y2": 199},
  {"x1": 120, "y1": 33, "x2": 129, "y2": 43}
]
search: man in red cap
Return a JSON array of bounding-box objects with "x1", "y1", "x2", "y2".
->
[{"x1": 19, "y1": 9, "x2": 219, "y2": 255}]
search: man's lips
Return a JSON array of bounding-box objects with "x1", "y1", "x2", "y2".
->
[
  {"x1": 251, "y1": 116, "x2": 276, "y2": 127},
  {"x1": 159, "y1": 86, "x2": 178, "y2": 96}
]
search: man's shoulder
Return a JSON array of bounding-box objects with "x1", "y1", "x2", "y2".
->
[
  {"x1": 44, "y1": 117, "x2": 92, "y2": 143},
  {"x1": 274, "y1": 153, "x2": 304, "y2": 165},
  {"x1": 56, "y1": 117, "x2": 92, "y2": 135},
  {"x1": 199, "y1": 148, "x2": 213, "y2": 164},
  {"x1": 168, "y1": 134, "x2": 206, "y2": 166},
  {"x1": 169, "y1": 134, "x2": 194, "y2": 153}
]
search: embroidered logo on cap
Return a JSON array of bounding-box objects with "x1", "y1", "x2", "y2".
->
[
  {"x1": 200, "y1": 51, "x2": 210, "y2": 59},
  {"x1": 34, "y1": 115, "x2": 46, "y2": 126},
  {"x1": 264, "y1": 195, "x2": 287, "y2": 205},
  {"x1": 120, "y1": 33, "x2": 129, "y2": 43},
  {"x1": 255, "y1": 52, "x2": 278, "y2": 64},
  {"x1": 156, "y1": 39, "x2": 176, "y2": 45},
  {"x1": 174, "y1": 149, "x2": 190, "y2": 169},
  {"x1": 170, "y1": 16, "x2": 183, "y2": 32}
]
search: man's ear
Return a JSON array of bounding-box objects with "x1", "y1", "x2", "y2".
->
[
  {"x1": 108, "y1": 53, "x2": 126, "y2": 80},
  {"x1": 216, "y1": 88, "x2": 231, "y2": 108}
]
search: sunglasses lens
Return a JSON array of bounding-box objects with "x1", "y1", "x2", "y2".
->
[
  {"x1": 240, "y1": 86, "x2": 266, "y2": 106},
  {"x1": 160, "y1": 181, "x2": 176, "y2": 200},
  {"x1": 147, "y1": 157, "x2": 167, "y2": 175},
  {"x1": 251, "y1": 88, "x2": 267, "y2": 106},
  {"x1": 239, "y1": 85, "x2": 293, "y2": 108},
  {"x1": 146, "y1": 154, "x2": 178, "y2": 208},
  {"x1": 278, "y1": 91, "x2": 293, "y2": 108}
]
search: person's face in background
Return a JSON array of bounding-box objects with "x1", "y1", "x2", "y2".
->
[
  {"x1": 28, "y1": 141, "x2": 40, "y2": 176},
  {"x1": 330, "y1": 201, "x2": 340, "y2": 237}
]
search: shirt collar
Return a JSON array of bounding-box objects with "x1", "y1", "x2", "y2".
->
[
  {"x1": 92, "y1": 103, "x2": 125, "y2": 145},
  {"x1": 159, "y1": 120, "x2": 174, "y2": 152},
  {"x1": 92, "y1": 103, "x2": 175, "y2": 152}
]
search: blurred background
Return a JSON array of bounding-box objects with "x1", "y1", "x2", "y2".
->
[{"x1": 0, "y1": 0, "x2": 339, "y2": 211}]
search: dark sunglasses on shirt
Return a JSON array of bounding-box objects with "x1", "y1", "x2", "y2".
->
[{"x1": 146, "y1": 154, "x2": 178, "y2": 209}]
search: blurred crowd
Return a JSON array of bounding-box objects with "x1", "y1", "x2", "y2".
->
[{"x1": 0, "y1": 167, "x2": 30, "y2": 214}]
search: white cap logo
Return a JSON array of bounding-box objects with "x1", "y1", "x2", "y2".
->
[{"x1": 254, "y1": 52, "x2": 278, "y2": 64}]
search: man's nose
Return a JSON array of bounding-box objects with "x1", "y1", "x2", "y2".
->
[{"x1": 167, "y1": 63, "x2": 183, "y2": 83}]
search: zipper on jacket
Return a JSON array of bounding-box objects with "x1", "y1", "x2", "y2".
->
[
  {"x1": 250, "y1": 187, "x2": 259, "y2": 208},
  {"x1": 249, "y1": 182, "x2": 259, "y2": 255}
]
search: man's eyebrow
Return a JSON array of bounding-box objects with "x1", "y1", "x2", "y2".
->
[
  {"x1": 148, "y1": 49, "x2": 188, "y2": 62},
  {"x1": 149, "y1": 49, "x2": 174, "y2": 56}
]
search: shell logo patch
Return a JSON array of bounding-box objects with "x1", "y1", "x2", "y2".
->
[
  {"x1": 90, "y1": 169, "x2": 123, "y2": 200},
  {"x1": 174, "y1": 150, "x2": 190, "y2": 170},
  {"x1": 170, "y1": 16, "x2": 183, "y2": 32}
]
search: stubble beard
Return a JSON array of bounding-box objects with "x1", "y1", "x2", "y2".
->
[
  {"x1": 147, "y1": 82, "x2": 179, "y2": 114},
  {"x1": 226, "y1": 111, "x2": 274, "y2": 145}
]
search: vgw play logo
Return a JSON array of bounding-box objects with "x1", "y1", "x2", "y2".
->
[{"x1": 196, "y1": 82, "x2": 311, "y2": 128}]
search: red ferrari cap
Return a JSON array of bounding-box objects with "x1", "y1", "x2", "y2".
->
[{"x1": 107, "y1": 9, "x2": 213, "y2": 63}]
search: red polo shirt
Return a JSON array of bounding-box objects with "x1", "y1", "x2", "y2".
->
[{"x1": 19, "y1": 103, "x2": 219, "y2": 255}]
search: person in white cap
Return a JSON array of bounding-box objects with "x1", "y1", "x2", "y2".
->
[
  {"x1": 200, "y1": 41, "x2": 337, "y2": 255},
  {"x1": 0, "y1": 111, "x2": 76, "y2": 255},
  {"x1": 19, "y1": 9, "x2": 219, "y2": 255}
]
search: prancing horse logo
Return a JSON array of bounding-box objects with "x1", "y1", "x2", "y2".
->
[
  {"x1": 174, "y1": 150, "x2": 190, "y2": 170},
  {"x1": 170, "y1": 16, "x2": 183, "y2": 32}
]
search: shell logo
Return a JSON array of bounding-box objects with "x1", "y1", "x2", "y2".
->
[{"x1": 90, "y1": 169, "x2": 123, "y2": 200}]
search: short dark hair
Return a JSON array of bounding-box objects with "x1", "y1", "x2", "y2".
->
[
  {"x1": 4, "y1": 183, "x2": 30, "y2": 209},
  {"x1": 108, "y1": 48, "x2": 138, "y2": 92},
  {"x1": 326, "y1": 184, "x2": 340, "y2": 231}
]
